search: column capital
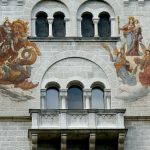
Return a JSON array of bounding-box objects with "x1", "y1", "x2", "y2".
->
[
  {"x1": 40, "y1": 89, "x2": 46, "y2": 97},
  {"x1": 104, "y1": 89, "x2": 111, "y2": 97},
  {"x1": 93, "y1": 18, "x2": 99, "y2": 23},
  {"x1": 47, "y1": 17, "x2": 54, "y2": 24},
  {"x1": 60, "y1": 89, "x2": 67, "y2": 98},
  {"x1": 83, "y1": 89, "x2": 91, "y2": 98},
  {"x1": 110, "y1": 17, "x2": 116, "y2": 20},
  {"x1": 77, "y1": 18, "x2": 82, "y2": 21},
  {"x1": 64, "y1": 18, "x2": 70, "y2": 22},
  {"x1": 31, "y1": 17, "x2": 37, "y2": 20}
]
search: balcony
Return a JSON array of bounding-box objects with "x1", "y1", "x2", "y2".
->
[{"x1": 29, "y1": 109, "x2": 125, "y2": 129}]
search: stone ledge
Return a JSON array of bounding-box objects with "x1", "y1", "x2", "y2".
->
[
  {"x1": 28, "y1": 36, "x2": 120, "y2": 42},
  {"x1": 0, "y1": 116, "x2": 31, "y2": 122},
  {"x1": 125, "y1": 116, "x2": 150, "y2": 121},
  {"x1": 29, "y1": 109, "x2": 126, "y2": 114}
]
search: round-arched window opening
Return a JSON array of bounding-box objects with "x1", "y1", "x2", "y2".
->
[
  {"x1": 52, "y1": 12, "x2": 66, "y2": 37},
  {"x1": 91, "y1": 87, "x2": 104, "y2": 109},
  {"x1": 36, "y1": 11, "x2": 49, "y2": 37},
  {"x1": 81, "y1": 12, "x2": 94, "y2": 37},
  {"x1": 67, "y1": 85, "x2": 83, "y2": 109},
  {"x1": 98, "y1": 12, "x2": 111, "y2": 38},
  {"x1": 46, "y1": 87, "x2": 59, "y2": 109}
]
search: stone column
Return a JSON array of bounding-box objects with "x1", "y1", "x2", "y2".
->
[
  {"x1": 77, "y1": 18, "x2": 82, "y2": 37},
  {"x1": 47, "y1": 17, "x2": 53, "y2": 37},
  {"x1": 110, "y1": 17, "x2": 116, "y2": 37},
  {"x1": 89, "y1": 133, "x2": 96, "y2": 150},
  {"x1": 64, "y1": 18, "x2": 70, "y2": 37},
  {"x1": 61, "y1": 134, "x2": 67, "y2": 150},
  {"x1": 31, "y1": 17, "x2": 36, "y2": 37},
  {"x1": 60, "y1": 89, "x2": 67, "y2": 109},
  {"x1": 32, "y1": 134, "x2": 38, "y2": 150},
  {"x1": 93, "y1": 18, "x2": 99, "y2": 37},
  {"x1": 83, "y1": 89, "x2": 91, "y2": 109},
  {"x1": 104, "y1": 89, "x2": 111, "y2": 109},
  {"x1": 118, "y1": 133, "x2": 125, "y2": 150},
  {"x1": 41, "y1": 89, "x2": 46, "y2": 109}
]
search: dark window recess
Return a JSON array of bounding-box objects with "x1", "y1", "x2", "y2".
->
[
  {"x1": 38, "y1": 139, "x2": 60, "y2": 150},
  {"x1": 96, "y1": 140, "x2": 118, "y2": 150},
  {"x1": 81, "y1": 13, "x2": 94, "y2": 37},
  {"x1": 67, "y1": 86, "x2": 83, "y2": 109},
  {"x1": 68, "y1": 139, "x2": 89, "y2": 150},
  {"x1": 46, "y1": 88, "x2": 59, "y2": 109},
  {"x1": 91, "y1": 88, "x2": 104, "y2": 109},
  {"x1": 52, "y1": 12, "x2": 66, "y2": 37},
  {"x1": 36, "y1": 12, "x2": 49, "y2": 37},
  {"x1": 98, "y1": 12, "x2": 111, "y2": 38}
]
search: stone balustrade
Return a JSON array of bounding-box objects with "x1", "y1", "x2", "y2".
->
[{"x1": 30, "y1": 109, "x2": 125, "y2": 129}]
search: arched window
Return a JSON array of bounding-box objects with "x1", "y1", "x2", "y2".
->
[
  {"x1": 46, "y1": 87, "x2": 59, "y2": 109},
  {"x1": 36, "y1": 12, "x2": 49, "y2": 37},
  {"x1": 91, "y1": 87, "x2": 104, "y2": 109},
  {"x1": 52, "y1": 12, "x2": 66, "y2": 37},
  {"x1": 98, "y1": 12, "x2": 111, "y2": 38},
  {"x1": 67, "y1": 86, "x2": 83, "y2": 109},
  {"x1": 81, "y1": 12, "x2": 94, "y2": 37}
]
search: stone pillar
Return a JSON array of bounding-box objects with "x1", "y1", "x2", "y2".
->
[
  {"x1": 77, "y1": 18, "x2": 82, "y2": 37},
  {"x1": 61, "y1": 134, "x2": 67, "y2": 150},
  {"x1": 64, "y1": 18, "x2": 70, "y2": 37},
  {"x1": 83, "y1": 89, "x2": 91, "y2": 109},
  {"x1": 93, "y1": 18, "x2": 99, "y2": 37},
  {"x1": 32, "y1": 134, "x2": 38, "y2": 150},
  {"x1": 118, "y1": 133, "x2": 125, "y2": 150},
  {"x1": 104, "y1": 89, "x2": 111, "y2": 109},
  {"x1": 60, "y1": 89, "x2": 67, "y2": 109},
  {"x1": 47, "y1": 17, "x2": 53, "y2": 37},
  {"x1": 31, "y1": 17, "x2": 36, "y2": 37},
  {"x1": 89, "y1": 133, "x2": 96, "y2": 150},
  {"x1": 41, "y1": 89, "x2": 46, "y2": 109},
  {"x1": 110, "y1": 17, "x2": 116, "y2": 37}
]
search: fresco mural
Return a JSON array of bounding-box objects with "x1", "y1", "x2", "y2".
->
[
  {"x1": 0, "y1": 18, "x2": 40, "y2": 101},
  {"x1": 101, "y1": 17, "x2": 150, "y2": 100}
]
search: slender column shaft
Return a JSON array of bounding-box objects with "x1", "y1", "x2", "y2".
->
[
  {"x1": 60, "y1": 89, "x2": 67, "y2": 109},
  {"x1": 93, "y1": 18, "x2": 99, "y2": 37},
  {"x1": 47, "y1": 18, "x2": 53, "y2": 37},
  {"x1": 31, "y1": 17, "x2": 36, "y2": 36}
]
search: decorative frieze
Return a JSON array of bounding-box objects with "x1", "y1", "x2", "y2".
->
[
  {"x1": 123, "y1": 0, "x2": 145, "y2": 6},
  {"x1": 1, "y1": 0, "x2": 24, "y2": 6}
]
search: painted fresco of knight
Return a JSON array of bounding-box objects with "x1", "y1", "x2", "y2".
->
[{"x1": 0, "y1": 18, "x2": 40, "y2": 90}]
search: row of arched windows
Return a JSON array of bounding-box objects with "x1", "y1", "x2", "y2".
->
[
  {"x1": 46, "y1": 85, "x2": 104, "y2": 109},
  {"x1": 36, "y1": 11, "x2": 111, "y2": 38}
]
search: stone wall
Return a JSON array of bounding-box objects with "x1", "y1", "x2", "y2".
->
[
  {"x1": 0, "y1": 119, "x2": 31, "y2": 150},
  {"x1": 125, "y1": 119, "x2": 150, "y2": 150}
]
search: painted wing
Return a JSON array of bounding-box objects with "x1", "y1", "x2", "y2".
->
[{"x1": 140, "y1": 43, "x2": 147, "y2": 53}]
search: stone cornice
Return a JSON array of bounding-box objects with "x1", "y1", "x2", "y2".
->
[
  {"x1": 125, "y1": 116, "x2": 150, "y2": 121},
  {"x1": 1, "y1": 0, "x2": 24, "y2": 6},
  {"x1": 123, "y1": 0, "x2": 145, "y2": 6},
  {"x1": 0, "y1": 116, "x2": 31, "y2": 121}
]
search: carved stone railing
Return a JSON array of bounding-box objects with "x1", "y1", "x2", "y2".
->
[{"x1": 29, "y1": 109, "x2": 126, "y2": 129}]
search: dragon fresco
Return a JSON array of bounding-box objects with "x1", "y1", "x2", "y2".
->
[{"x1": 0, "y1": 18, "x2": 40, "y2": 90}]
